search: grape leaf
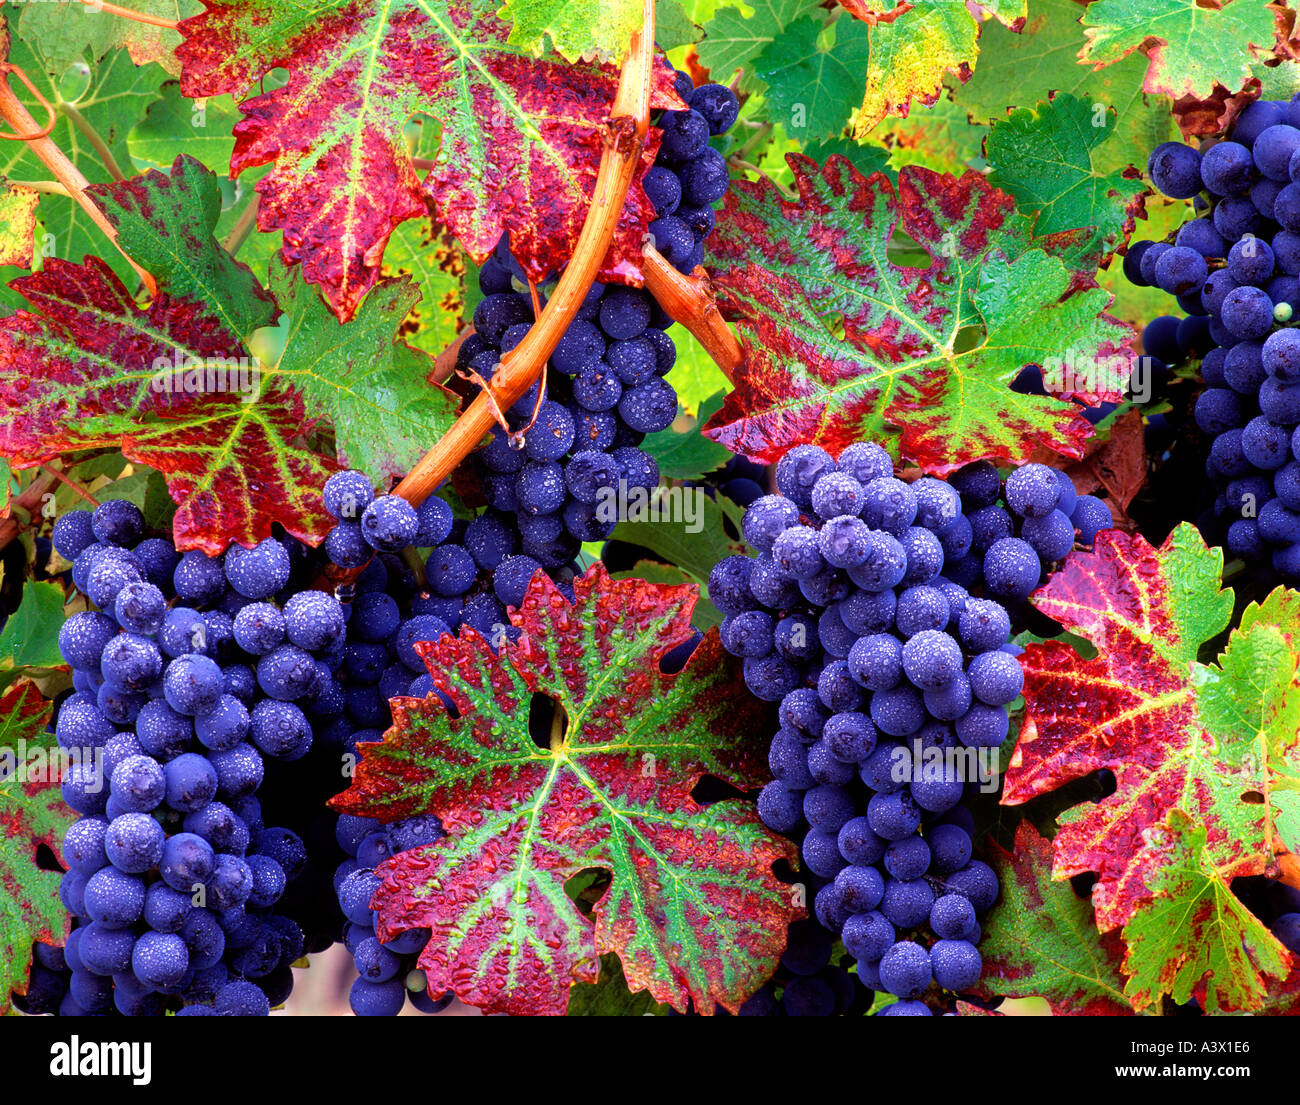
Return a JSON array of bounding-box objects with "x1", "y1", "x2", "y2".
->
[
  {"x1": 378, "y1": 216, "x2": 469, "y2": 359},
  {"x1": 985, "y1": 93, "x2": 1146, "y2": 259},
  {"x1": 752, "y1": 12, "x2": 870, "y2": 142},
  {"x1": 268, "y1": 256, "x2": 461, "y2": 487},
  {"x1": 702, "y1": 156, "x2": 1133, "y2": 471},
  {"x1": 331, "y1": 565, "x2": 797, "y2": 1016},
  {"x1": 88, "y1": 154, "x2": 277, "y2": 340},
  {"x1": 696, "y1": 0, "x2": 822, "y2": 90},
  {"x1": 854, "y1": 0, "x2": 1028, "y2": 134},
  {"x1": 15, "y1": 0, "x2": 200, "y2": 76},
  {"x1": 0, "y1": 25, "x2": 169, "y2": 312},
  {"x1": 1121, "y1": 809, "x2": 1294, "y2": 1014},
  {"x1": 567, "y1": 952, "x2": 670, "y2": 1015},
  {"x1": 0, "y1": 182, "x2": 37, "y2": 268},
  {"x1": 130, "y1": 81, "x2": 242, "y2": 173},
  {"x1": 1004, "y1": 524, "x2": 1300, "y2": 985},
  {"x1": 0, "y1": 581, "x2": 67, "y2": 691},
  {"x1": 975, "y1": 821, "x2": 1134, "y2": 1015},
  {"x1": 1080, "y1": 0, "x2": 1276, "y2": 101},
  {"x1": 497, "y1": 0, "x2": 640, "y2": 63},
  {"x1": 953, "y1": 0, "x2": 1179, "y2": 175},
  {"x1": 665, "y1": 328, "x2": 732, "y2": 417},
  {"x1": 641, "y1": 392, "x2": 732, "y2": 481},
  {"x1": 175, "y1": 0, "x2": 683, "y2": 322},
  {"x1": 610, "y1": 491, "x2": 750, "y2": 589},
  {"x1": 0, "y1": 255, "x2": 336, "y2": 555},
  {"x1": 653, "y1": 0, "x2": 702, "y2": 53},
  {"x1": 872, "y1": 93, "x2": 987, "y2": 176},
  {"x1": 0, "y1": 682, "x2": 73, "y2": 1014}
]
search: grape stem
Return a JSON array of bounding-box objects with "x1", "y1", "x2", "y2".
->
[
  {"x1": 60, "y1": 101, "x2": 128, "y2": 183},
  {"x1": 392, "y1": 0, "x2": 658, "y2": 507},
  {"x1": 0, "y1": 472, "x2": 59, "y2": 554},
  {"x1": 641, "y1": 244, "x2": 743, "y2": 380},
  {"x1": 1277, "y1": 853, "x2": 1300, "y2": 893},
  {"x1": 0, "y1": 70, "x2": 158, "y2": 295}
]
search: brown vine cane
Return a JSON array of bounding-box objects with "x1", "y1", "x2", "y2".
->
[{"x1": 390, "y1": 0, "x2": 660, "y2": 509}]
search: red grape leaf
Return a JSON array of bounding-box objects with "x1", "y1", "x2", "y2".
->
[
  {"x1": 175, "y1": 0, "x2": 683, "y2": 322},
  {"x1": 0, "y1": 682, "x2": 73, "y2": 1013},
  {"x1": 702, "y1": 155, "x2": 1133, "y2": 471},
  {"x1": 975, "y1": 822, "x2": 1133, "y2": 1016},
  {"x1": 1004, "y1": 523, "x2": 1300, "y2": 1007},
  {"x1": 331, "y1": 564, "x2": 798, "y2": 1016},
  {"x1": 0, "y1": 255, "x2": 336, "y2": 555},
  {"x1": 1121, "y1": 809, "x2": 1294, "y2": 1014}
]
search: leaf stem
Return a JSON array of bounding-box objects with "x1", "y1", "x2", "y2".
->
[
  {"x1": 219, "y1": 197, "x2": 261, "y2": 257},
  {"x1": 60, "y1": 101, "x2": 127, "y2": 183},
  {"x1": 432, "y1": 327, "x2": 474, "y2": 385},
  {"x1": 392, "y1": 0, "x2": 658, "y2": 506},
  {"x1": 730, "y1": 121, "x2": 771, "y2": 161},
  {"x1": 641, "y1": 245, "x2": 742, "y2": 379},
  {"x1": 0, "y1": 76, "x2": 157, "y2": 295},
  {"x1": 84, "y1": 0, "x2": 179, "y2": 28},
  {"x1": 7, "y1": 179, "x2": 71, "y2": 196},
  {"x1": 43, "y1": 462, "x2": 100, "y2": 508}
]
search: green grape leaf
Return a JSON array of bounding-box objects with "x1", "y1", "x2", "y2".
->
[
  {"x1": 88, "y1": 154, "x2": 278, "y2": 339},
  {"x1": 0, "y1": 24, "x2": 169, "y2": 310},
  {"x1": 976, "y1": 821, "x2": 1134, "y2": 1016},
  {"x1": 985, "y1": 92, "x2": 1146, "y2": 259},
  {"x1": 377, "y1": 216, "x2": 469, "y2": 359},
  {"x1": 567, "y1": 953, "x2": 671, "y2": 1015},
  {"x1": 753, "y1": 12, "x2": 870, "y2": 142},
  {"x1": 1122, "y1": 810, "x2": 1294, "y2": 1015},
  {"x1": 331, "y1": 565, "x2": 798, "y2": 1016},
  {"x1": 697, "y1": 0, "x2": 823, "y2": 90},
  {"x1": 269, "y1": 256, "x2": 461, "y2": 488},
  {"x1": 641, "y1": 393, "x2": 733, "y2": 481},
  {"x1": 665, "y1": 328, "x2": 733, "y2": 417},
  {"x1": 953, "y1": 0, "x2": 1179, "y2": 176},
  {"x1": 0, "y1": 682, "x2": 74, "y2": 1014},
  {"x1": 610, "y1": 491, "x2": 750, "y2": 588},
  {"x1": 872, "y1": 92, "x2": 987, "y2": 176},
  {"x1": 129, "y1": 81, "x2": 241, "y2": 172},
  {"x1": 16, "y1": 0, "x2": 200, "y2": 77},
  {"x1": 0, "y1": 582, "x2": 67, "y2": 691},
  {"x1": 497, "y1": 0, "x2": 640, "y2": 63},
  {"x1": 1080, "y1": 0, "x2": 1276, "y2": 101}
]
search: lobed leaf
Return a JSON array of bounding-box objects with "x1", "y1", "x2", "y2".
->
[
  {"x1": 332, "y1": 564, "x2": 797, "y2": 1016},
  {"x1": 703, "y1": 155, "x2": 1132, "y2": 471},
  {"x1": 0, "y1": 683, "x2": 74, "y2": 1014},
  {"x1": 175, "y1": 0, "x2": 683, "y2": 321},
  {"x1": 976, "y1": 822, "x2": 1133, "y2": 1016}
]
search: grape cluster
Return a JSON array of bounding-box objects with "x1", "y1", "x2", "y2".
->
[
  {"x1": 711, "y1": 445, "x2": 1112, "y2": 1012},
  {"x1": 333, "y1": 812, "x2": 453, "y2": 1016},
  {"x1": 49, "y1": 499, "x2": 341, "y2": 1016},
  {"x1": 644, "y1": 72, "x2": 739, "y2": 273},
  {"x1": 455, "y1": 71, "x2": 739, "y2": 559},
  {"x1": 1130, "y1": 101, "x2": 1300, "y2": 577},
  {"x1": 461, "y1": 260, "x2": 672, "y2": 560},
  {"x1": 14, "y1": 941, "x2": 73, "y2": 1016}
]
